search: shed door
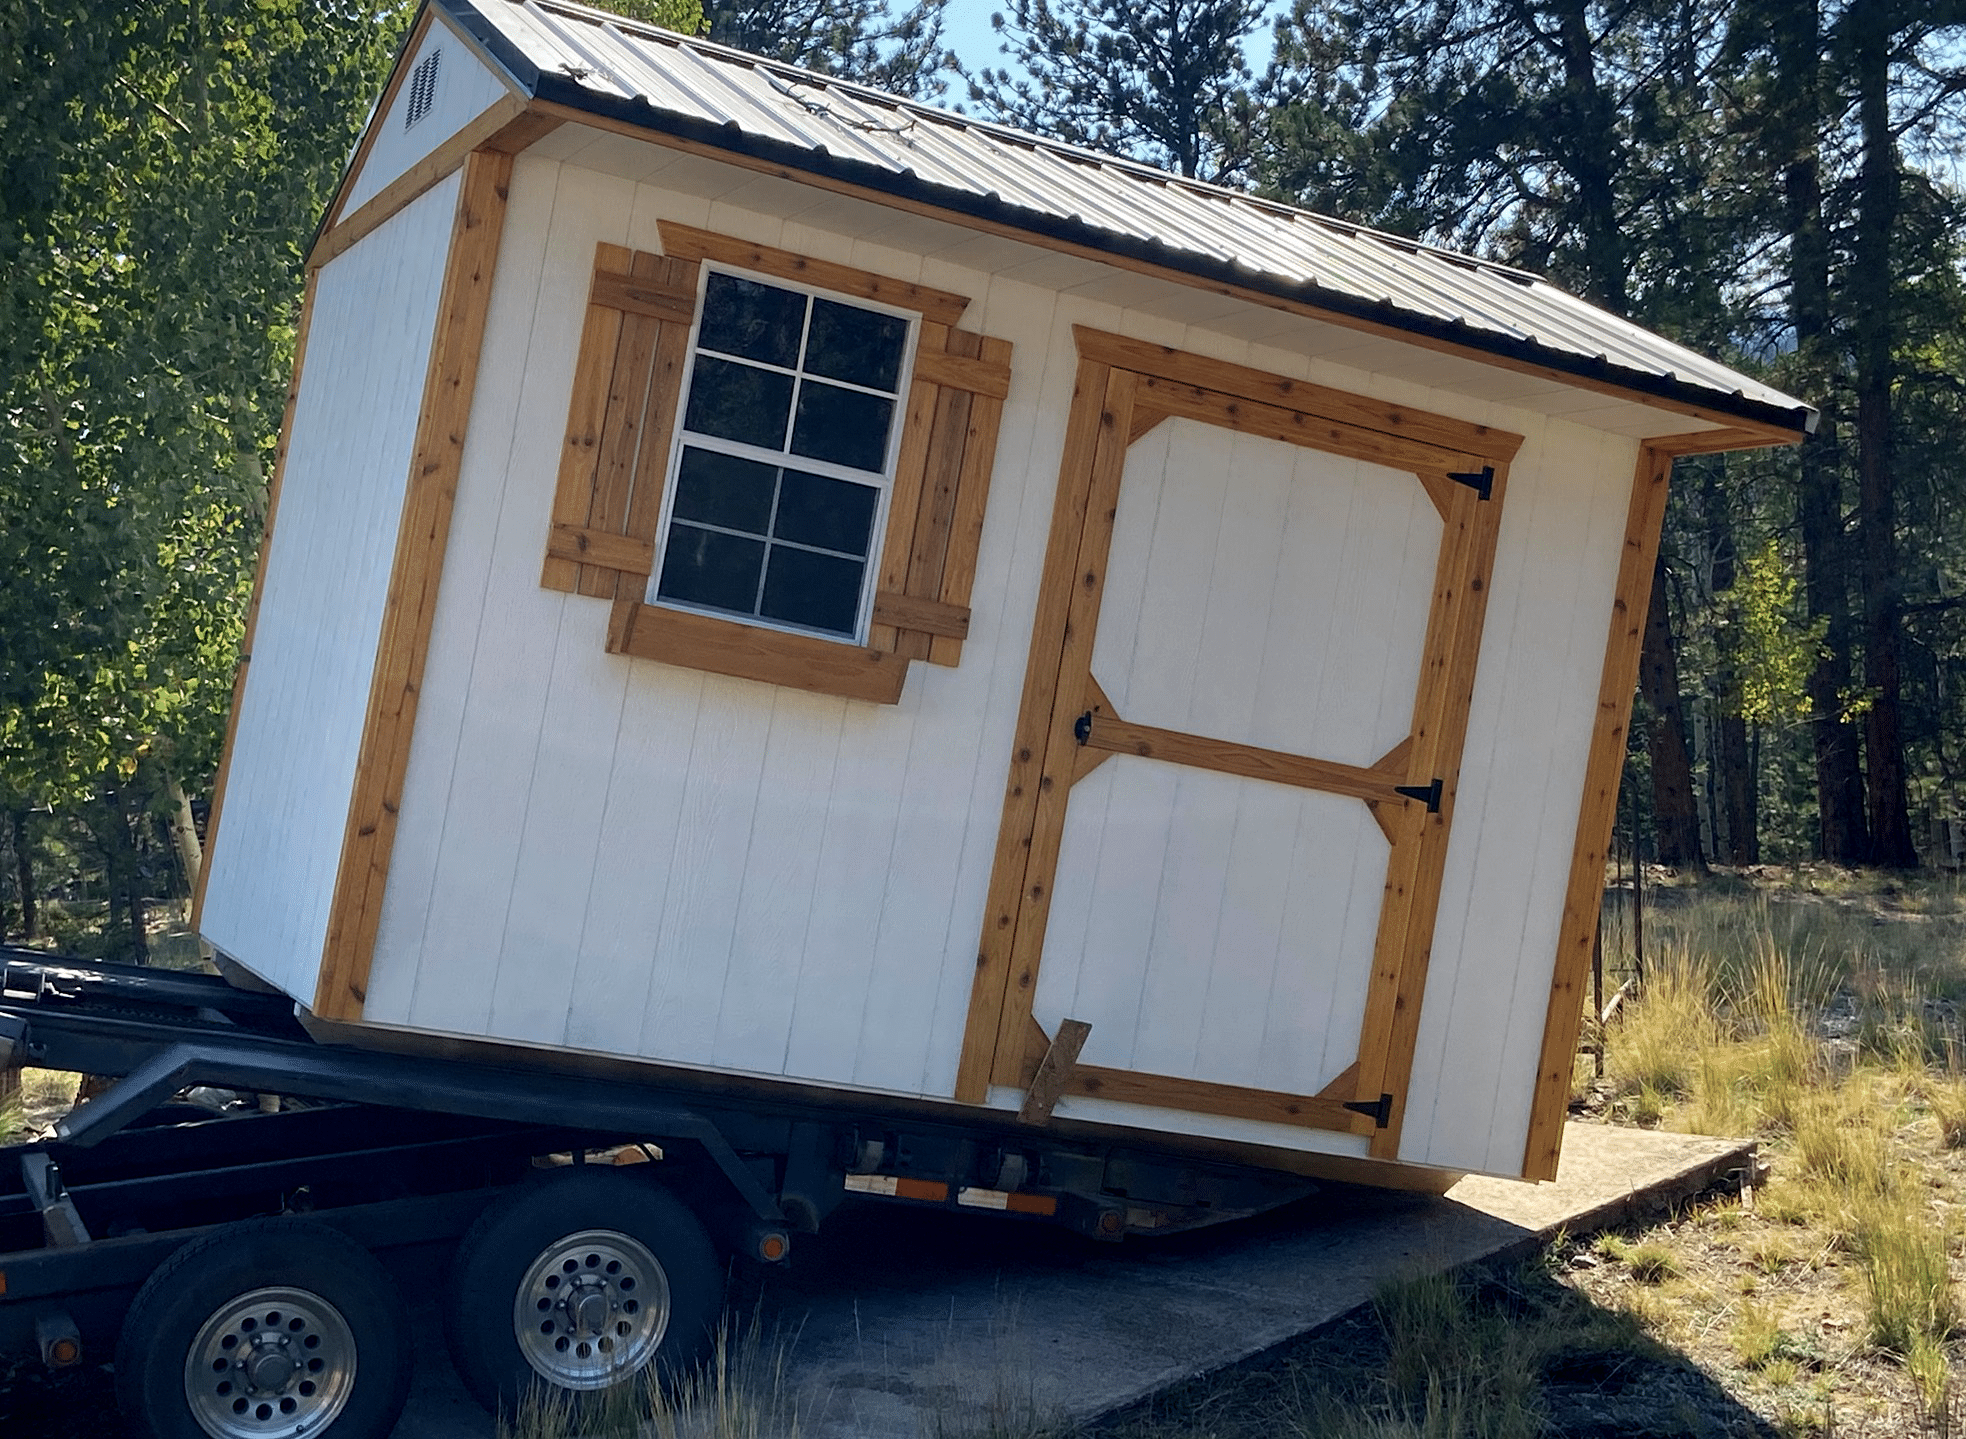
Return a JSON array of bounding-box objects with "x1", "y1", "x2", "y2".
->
[{"x1": 957, "y1": 332, "x2": 1516, "y2": 1159}]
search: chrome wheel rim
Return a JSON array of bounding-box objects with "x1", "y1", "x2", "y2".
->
[
  {"x1": 183, "y1": 1285, "x2": 357, "y2": 1439},
  {"x1": 513, "y1": 1228, "x2": 671, "y2": 1390}
]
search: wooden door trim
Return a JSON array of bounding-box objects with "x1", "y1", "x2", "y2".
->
[
  {"x1": 954, "y1": 357, "x2": 1119, "y2": 1102},
  {"x1": 959, "y1": 330, "x2": 1511, "y2": 1136}
]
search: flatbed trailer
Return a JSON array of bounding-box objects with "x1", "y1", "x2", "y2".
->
[{"x1": 0, "y1": 948, "x2": 1315, "y2": 1438}]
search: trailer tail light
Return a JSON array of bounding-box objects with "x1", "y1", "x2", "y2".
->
[
  {"x1": 843, "y1": 1174, "x2": 948, "y2": 1203},
  {"x1": 956, "y1": 1187, "x2": 1057, "y2": 1216}
]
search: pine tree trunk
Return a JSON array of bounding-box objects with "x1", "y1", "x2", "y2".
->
[
  {"x1": 162, "y1": 770, "x2": 202, "y2": 896},
  {"x1": 1703, "y1": 463, "x2": 1757, "y2": 863},
  {"x1": 1779, "y1": 0, "x2": 1869, "y2": 861},
  {"x1": 10, "y1": 809, "x2": 33, "y2": 941},
  {"x1": 1640, "y1": 555, "x2": 1706, "y2": 868},
  {"x1": 1850, "y1": 0, "x2": 1917, "y2": 867}
]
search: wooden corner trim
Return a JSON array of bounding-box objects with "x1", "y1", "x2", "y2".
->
[
  {"x1": 1521, "y1": 443, "x2": 1674, "y2": 1180},
  {"x1": 1650, "y1": 424, "x2": 1805, "y2": 456},
  {"x1": 311, "y1": 94, "x2": 532, "y2": 271},
  {"x1": 313, "y1": 147, "x2": 515, "y2": 1022},
  {"x1": 657, "y1": 220, "x2": 971, "y2": 324},
  {"x1": 606, "y1": 600, "x2": 909, "y2": 705},
  {"x1": 1073, "y1": 324, "x2": 1525, "y2": 462},
  {"x1": 194, "y1": 269, "x2": 323, "y2": 933}
]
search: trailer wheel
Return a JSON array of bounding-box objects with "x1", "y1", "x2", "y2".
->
[
  {"x1": 445, "y1": 1167, "x2": 721, "y2": 1412},
  {"x1": 114, "y1": 1218, "x2": 410, "y2": 1439}
]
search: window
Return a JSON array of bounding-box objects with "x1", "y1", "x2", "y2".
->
[
  {"x1": 540, "y1": 225, "x2": 1014, "y2": 704},
  {"x1": 653, "y1": 271, "x2": 915, "y2": 642}
]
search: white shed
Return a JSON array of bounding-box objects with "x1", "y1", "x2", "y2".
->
[{"x1": 195, "y1": 0, "x2": 1812, "y2": 1191}]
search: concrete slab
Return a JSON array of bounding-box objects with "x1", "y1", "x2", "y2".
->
[{"x1": 384, "y1": 1122, "x2": 1751, "y2": 1438}]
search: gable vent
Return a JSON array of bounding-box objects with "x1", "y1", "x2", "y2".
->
[{"x1": 405, "y1": 50, "x2": 441, "y2": 130}]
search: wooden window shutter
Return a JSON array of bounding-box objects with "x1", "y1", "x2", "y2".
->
[
  {"x1": 540, "y1": 243, "x2": 700, "y2": 599},
  {"x1": 868, "y1": 323, "x2": 1014, "y2": 667}
]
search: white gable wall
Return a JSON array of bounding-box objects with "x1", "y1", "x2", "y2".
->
[
  {"x1": 342, "y1": 148, "x2": 1642, "y2": 1177},
  {"x1": 341, "y1": 16, "x2": 512, "y2": 216},
  {"x1": 201, "y1": 174, "x2": 461, "y2": 997}
]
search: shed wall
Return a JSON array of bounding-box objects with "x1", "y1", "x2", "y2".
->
[
  {"x1": 347, "y1": 151, "x2": 1636, "y2": 1176},
  {"x1": 201, "y1": 175, "x2": 461, "y2": 998},
  {"x1": 342, "y1": 16, "x2": 511, "y2": 216}
]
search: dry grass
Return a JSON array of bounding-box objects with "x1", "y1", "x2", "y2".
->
[{"x1": 496, "y1": 1314, "x2": 808, "y2": 1439}]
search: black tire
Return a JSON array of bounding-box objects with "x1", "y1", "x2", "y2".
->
[
  {"x1": 115, "y1": 1217, "x2": 411, "y2": 1439},
  {"x1": 444, "y1": 1167, "x2": 721, "y2": 1415}
]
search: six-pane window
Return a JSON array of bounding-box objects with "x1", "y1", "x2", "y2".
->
[{"x1": 652, "y1": 270, "x2": 913, "y2": 640}]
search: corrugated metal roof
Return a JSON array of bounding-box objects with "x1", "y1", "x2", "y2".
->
[{"x1": 439, "y1": 0, "x2": 1813, "y2": 435}]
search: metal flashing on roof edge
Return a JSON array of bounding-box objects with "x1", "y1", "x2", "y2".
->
[{"x1": 427, "y1": 0, "x2": 1813, "y2": 439}]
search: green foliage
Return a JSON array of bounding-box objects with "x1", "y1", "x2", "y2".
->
[
  {"x1": 1729, "y1": 540, "x2": 1826, "y2": 730},
  {"x1": 701, "y1": 0, "x2": 950, "y2": 97},
  {"x1": 0, "y1": 0, "x2": 403, "y2": 941},
  {"x1": 965, "y1": 0, "x2": 1269, "y2": 182},
  {"x1": 586, "y1": 0, "x2": 706, "y2": 34}
]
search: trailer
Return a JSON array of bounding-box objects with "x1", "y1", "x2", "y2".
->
[{"x1": 1, "y1": 947, "x2": 1323, "y2": 1437}]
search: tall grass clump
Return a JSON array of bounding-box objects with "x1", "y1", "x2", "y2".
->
[
  {"x1": 1371, "y1": 1271, "x2": 1542, "y2": 1439},
  {"x1": 496, "y1": 1314, "x2": 806, "y2": 1439},
  {"x1": 1605, "y1": 946, "x2": 1719, "y2": 1106},
  {"x1": 1852, "y1": 1198, "x2": 1958, "y2": 1359}
]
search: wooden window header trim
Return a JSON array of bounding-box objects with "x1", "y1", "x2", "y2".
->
[{"x1": 657, "y1": 221, "x2": 972, "y2": 326}]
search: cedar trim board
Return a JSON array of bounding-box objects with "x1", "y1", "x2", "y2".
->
[
  {"x1": 193, "y1": 270, "x2": 322, "y2": 934},
  {"x1": 955, "y1": 356, "x2": 1116, "y2": 1103},
  {"x1": 298, "y1": 1008, "x2": 1464, "y2": 1195},
  {"x1": 310, "y1": 96, "x2": 552, "y2": 271},
  {"x1": 605, "y1": 600, "x2": 909, "y2": 705},
  {"x1": 657, "y1": 221, "x2": 971, "y2": 324},
  {"x1": 503, "y1": 97, "x2": 1810, "y2": 443},
  {"x1": 960, "y1": 331, "x2": 1507, "y2": 1153},
  {"x1": 1520, "y1": 423, "x2": 1798, "y2": 1179},
  {"x1": 314, "y1": 148, "x2": 514, "y2": 1022}
]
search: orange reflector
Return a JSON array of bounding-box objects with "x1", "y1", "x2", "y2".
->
[
  {"x1": 956, "y1": 1187, "x2": 1059, "y2": 1216},
  {"x1": 843, "y1": 1174, "x2": 949, "y2": 1203},
  {"x1": 51, "y1": 1338, "x2": 79, "y2": 1365},
  {"x1": 758, "y1": 1233, "x2": 788, "y2": 1261},
  {"x1": 1006, "y1": 1192, "x2": 1058, "y2": 1216},
  {"x1": 0, "y1": 1270, "x2": 7, "y2": 1296}
]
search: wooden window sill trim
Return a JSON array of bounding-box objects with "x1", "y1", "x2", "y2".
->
[{"x1": 607, "y1": 599, "x2": 909, "y2": 704}]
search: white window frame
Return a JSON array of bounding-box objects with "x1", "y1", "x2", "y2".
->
[{"x1": 645, "y1": 262, "x2": 921, "y2": 647}]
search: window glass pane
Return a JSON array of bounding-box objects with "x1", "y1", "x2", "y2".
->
[
  {"x1": 683, "y1": 356, "x2": 794, "y2": 451},
  {"x1": 671, "y1": 447, "x2": 776, "y2": 535},
  {"x1": 697, "y1": 273, "x2": 805, "y2": 368},
  {"x1": 804, "y1": 299, "x2": 908, "y2": 392},
  {"x1": 773, "y1": 468, "x2": 878, "y2": 557},
  {"x1": 790, "y1": 381, "x2": 893, "y2": 473},
  {"x1": 657, "y1": 525, "x2": 765, "y2": 617},
  {"x1": 760, "y1": 546, "x2": 864, "y2": 636}
]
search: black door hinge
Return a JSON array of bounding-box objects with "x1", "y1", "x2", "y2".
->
[
  {"x1": 1073, "y1": 711, "x2": 1094, "y2": 745},
  {"x1": 1394, "y1": 777, "x2": 1443, "y2": 812},
  {"x1": 1448, "y1": 465, "x2": 1495, "y2": 500},
  {"x1": 1342, "y1": 1092, "x2": 1395, "y2": 1128}
]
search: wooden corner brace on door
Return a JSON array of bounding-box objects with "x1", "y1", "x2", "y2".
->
[{"x1": 956, "y1": 327, "x2": 1521, "y2": 1166}]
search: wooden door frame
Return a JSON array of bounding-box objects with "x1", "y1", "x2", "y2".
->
[{"x1": 955, "y1": 327, "x2": 1523, "y2": 1161}]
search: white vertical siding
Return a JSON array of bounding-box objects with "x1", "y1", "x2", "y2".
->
[
  {"x1": 341, "y1": 17, "x2": 514, "y2": 216},
  {"x1": 200, "y1": 174, "x2": 460, "y2": 999},
  {"x1": 339, "y1": 146, "x2": 1652, "y2": 1177},
  {"x1": 1398, "y1": 424, "x2": 1636, "y2": 1175}
]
